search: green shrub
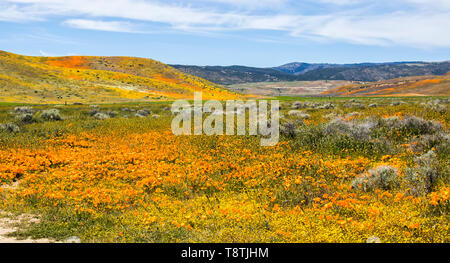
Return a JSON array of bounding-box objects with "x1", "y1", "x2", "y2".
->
[
  {"x1": 93, "y1": 112, "x2": 110, "y2": 120},
  {"x1": 14, "y1": 106, "x2": 34, "y2": 114},
  {"x1": 40, "y1": 109, "x2": 62, "y2": 121},
  {"x1": 280, "y1": 121, "x2": 297, "y2": 138},
  {"x1": 352, "y1": 166, "x2": 400, "y2": 191},
  {"x1": 15, "y1": 113, "x2": 35, "y2": 124},
  {"x1": 405, "y1": 150, "x2": 446, "y2": 195},
  {"x1": 0, "y1": 123, "x2": 20, "y2": 133}
]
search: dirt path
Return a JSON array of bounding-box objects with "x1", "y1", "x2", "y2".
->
[
  {"x1": 0, "y1": 212, "x2": 53, "y2": 243},
  {"x1": 0, "y1": 182, "x2": 54, "y2": 243}
]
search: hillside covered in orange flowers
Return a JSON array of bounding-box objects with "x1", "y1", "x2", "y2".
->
[
  {"x1": 0, "y1": 50, "x2": 240, "y2": 103},
  {"x1": 323, "y1": 73, "x2": 450, "y2": 97}
]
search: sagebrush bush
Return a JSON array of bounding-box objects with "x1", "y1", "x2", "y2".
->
[
  {"x1": 423, "y1": 99, "x2": 448, "y2": 114},
  {"x1": 0, "y1": 123, "x2": 20, "y2": 133},
  {"x1": 382, "y1": 116, "x2": 401, "y2": 129},
  {"x1": 288, "y1": 110, "x2": 310, "y2": 119},
  {"x1": 280, "y1": 121, "x2": 297, "y2": 138},
  {"x1": 324, "y1": 118, "x2": 376, "y2": 142},
  {"x1": 88, "y1": 108, "x2": 101, "y2": 116},
  {"x1": 343, "y1": 103, "x2": 364, "y2": 109},
  {"x1": 138, "y1": 108, "x2": 151, "y2": 116},
  {"x1": 14, "y1": 106, "x2": 34, "y2": 114},
  {"x1": 106, "y1": 111, "x2": 118, "y2": 118},
  {"x1": 135, "y1": 113, "x2": 148, "y2": 118},
  {"x1": 352, "y1": 166, "x2": 400, "y2": 191},
  {"x1": 399, "y1": 116, "x2": 442, "y2": 135},
  {"x1": 405, "y1": 150, "x2": 445, "y2": 195},
  {"x1": 294, "y1": 117, "x2": 391, "y2": 157},
  {"x1": 40, "y1": 109, "x2": 62, "y2": 121},
  {"x1": 316, "y1": 103, "x2": 335, "y2": 109},
  {"x1": 15, "y1": 113, "x2": 35, "y2": 124},
  {"x1": 324, "y1": 118, "x2": 350, "y2": 135},
  {"x1": 291, "y1": 101, "x2": 306, "y2": 109},
  {"x1": 93, "y1": 112, "x2": 110, "y2": 120},
  {"x1": 410, "y1": 133, "x2": 449, "y2": 154}
]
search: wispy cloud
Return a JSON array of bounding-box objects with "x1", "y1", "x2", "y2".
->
[
  {"x1": 2, "y1": 0, "x2": 450, "y2": 47},
  {"x1": 314, "y1": 0, "x2": 362, "y2": 5},
  {"x1": 0, "y1": 3, "x2": 44, "y2": 22},
  {"x1": 292, "y1": 12, "x2": 450, "y2": 47},
  {"x1": 199, "y1": 0, "x2": 289, "y2": 9},
  {"x1": 64, "y1": 19, "x2": 143, "y2": 33}
]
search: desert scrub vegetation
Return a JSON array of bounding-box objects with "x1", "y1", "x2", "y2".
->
[
  {"x1": 351, "y1": 166, "x2": 400, "y2": 192},
  {"x1": 40, "y1": 109, "x2": 62, "y2": 121},
  {"x1": 0, "y1": 97, "x2": 448, "y2": 243},
  {"x1": 405, "y1": 150, "x2": 449, "y2": 196}
]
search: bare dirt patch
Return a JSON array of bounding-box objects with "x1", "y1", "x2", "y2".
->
[
  {"x1": 0, "y1": 182, "x2": 54, "y2": 243},
  {"x1": 0, "y1": 211, "x2": 54, "y2": 243}
]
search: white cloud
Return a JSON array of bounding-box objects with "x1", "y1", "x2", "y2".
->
[
  {"x1": 201, "y1": 0, "x2": 288, "y2": 9},
  {"x1": 0, "y1": 3, "x2": 44, "y2": 21},
  {"x1": 406, "y1": 0, "x2": 450, "y2": 10},
  {"x1": 4, "y1": 0, "x2": 238, "y2": 26},
  {"x1": 296, "y1": 12, "x2": 450, "y2": 47},
  {"x1": 314, "y1": 0, "x2": 362, "y2": 5},
  {"x1": 2, "y1": 0, "x2": 450, "y2": 48},
  {"x1": 64, "y1": 19, "x2": 142, "y2": 33}
]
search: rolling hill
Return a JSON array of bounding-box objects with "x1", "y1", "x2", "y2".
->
[
  {"x1": 172, "y1": 61, "x2": 450, "y2": 85},
  {"x1": 322, "y1": 73, "x2": 450, "y2": 96},
  {"x1": 0, "y1": 51, "x2": 240, "y2": 104}
]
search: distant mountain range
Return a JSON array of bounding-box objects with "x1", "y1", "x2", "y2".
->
[
  {"x1": 171, "y1": 61, "x2": 450, "y2": 85},
  {"x1": 169, "y1": 65, "x2": 298, "y2": 86}
]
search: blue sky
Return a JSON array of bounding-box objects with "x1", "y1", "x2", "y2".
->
[{"x1": 1, "y1": 0, "x2": 450, "y2": 67}]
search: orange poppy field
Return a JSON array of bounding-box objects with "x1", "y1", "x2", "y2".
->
[{"x1": 0, "y1": 97, "x2": 448, "y2": 242}]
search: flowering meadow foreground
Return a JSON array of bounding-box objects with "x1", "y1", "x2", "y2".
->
[{"x1": 0, "y1": 97, "x2": 448, "y2": 243}]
